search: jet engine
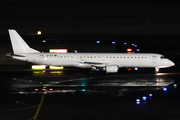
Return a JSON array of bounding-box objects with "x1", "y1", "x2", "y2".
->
[{"x1": 106, "y1": 65, "x2": 118, "y2": 73}]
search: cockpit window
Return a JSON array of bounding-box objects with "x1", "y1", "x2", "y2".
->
[{"x1": 160, "y1": 56, "x2": 165, "y2": 59}]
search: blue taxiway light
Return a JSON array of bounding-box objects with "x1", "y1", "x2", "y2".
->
[
  {"x1": 96, "y1": 41, "x2": 100, "y2": 44},
  {"x1": 174, "y1": 84, "x2": 177, "y2": 88},
  {"x1": 124, "y1": 43, "x2": 127, "y2": 45},
  {"x1": 136, "y1": 102, "x2": 140, "y2": 105},
  {"x1": 149, "y1": 94, "x2": 152, "y2": 99},
  {"x1": 142, "y1": 96, "x2": 147, "y2": 101},
  {"x1": 112, "y1": 41, "x2": 115, "y2": 44},
  {"x1": 136, "y1": 49, "x2": 140, "y2": 52},
  {"x1": 135, "y1": 67, "x2": 138, "y2": 70},
  {"x1": 163, "y1": 87, "x2": 167, "y2": 91},
  {"x1": 136, "y1": 99, "x2": 140, "y2": 104}
]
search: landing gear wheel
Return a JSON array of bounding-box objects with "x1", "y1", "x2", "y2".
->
[{"x1": 155, "y1": 67, "x2": 159, "y2": 73}]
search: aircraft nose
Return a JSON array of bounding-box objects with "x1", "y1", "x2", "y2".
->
[{"x1": 169, "y1": 60, "x2": 175, "y2": 66}]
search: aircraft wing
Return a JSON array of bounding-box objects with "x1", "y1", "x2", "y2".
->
[{"x1": 77, "y1": 60, "x2": 118, "y2": 67}]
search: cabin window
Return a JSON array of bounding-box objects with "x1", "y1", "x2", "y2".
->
[{"x1": 161, "y1": 56, "x2": 165, "y2": 59}]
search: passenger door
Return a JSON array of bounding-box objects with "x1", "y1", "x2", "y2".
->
[{"x1": 40, "y1": 55, "x2": 44, "y2": 63}]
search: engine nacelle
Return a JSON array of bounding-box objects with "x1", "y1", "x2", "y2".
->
[{"x1": 106, "y1": 65, "x2": 118, "y2": 73}]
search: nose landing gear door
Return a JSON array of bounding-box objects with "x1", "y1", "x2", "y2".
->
[{"x1": 152, "y1": 56, "x2": 157, "y2": 63}]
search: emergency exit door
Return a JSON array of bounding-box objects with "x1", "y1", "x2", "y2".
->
[{"x1": 152, "y1": 56, "x2": 157, "y2": 63}]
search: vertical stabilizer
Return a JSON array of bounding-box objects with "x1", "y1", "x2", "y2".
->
[{"x1": 8, "y1": 29, "x2": 40, "y2": 54}]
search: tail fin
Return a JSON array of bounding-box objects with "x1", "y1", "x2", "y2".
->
[{"x1": 8, "y1": 29, "x2": 40, "y2": 54}]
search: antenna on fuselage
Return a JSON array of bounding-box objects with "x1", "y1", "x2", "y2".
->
[{"x1": 74, "y1": 50, "x2": 78, "y2": 53}]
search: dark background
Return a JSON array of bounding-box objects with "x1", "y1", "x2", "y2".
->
[{"x1": 1, "y1": 0, "x2": 180, "y2": 64}]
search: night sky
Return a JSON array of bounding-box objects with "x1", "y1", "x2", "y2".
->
[
  {"x1": 1, "y1": 0, "x2": 180, "y2": 65},
  {"x1": 0, "y1": 0, "x2": 180, "y2": 37}
]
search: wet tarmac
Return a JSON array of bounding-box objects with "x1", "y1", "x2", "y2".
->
[{"x1": 0, "y1": 65, "x2": 180, "y2": 120}]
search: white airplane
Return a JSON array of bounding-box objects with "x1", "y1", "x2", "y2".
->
[{"x1": 7, "y1": 29, "x2": 175, "y2": 73}]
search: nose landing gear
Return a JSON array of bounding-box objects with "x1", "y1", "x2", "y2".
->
[{"x1": 155, "y1": 67, "x2": 159, "y2": 73}]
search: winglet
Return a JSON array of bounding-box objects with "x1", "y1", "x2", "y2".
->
[{"x1": 8, "y1": 29, "x2": 40, "y2": 54}]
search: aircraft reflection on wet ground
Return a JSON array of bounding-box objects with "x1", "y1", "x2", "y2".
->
[
  {"x1": 0, "y1": 66, "x2": 180, "y2": 120},
  {"x1": 5, "y1": 69, "x2": 177, "y2": 100}
]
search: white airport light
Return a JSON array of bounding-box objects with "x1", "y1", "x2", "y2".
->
[
  {"x1": 49, "y1": 49, "x2": 67, "y2": 53},
  {"x1": 136, "y1": 49, "x2": 140, "y2": 52},
  {"x1": 32, "y1": 65, "x2": 46, "y2": 69},
  {"x1": 42, "y1": 40, "x2": 46, "y2": 43},
  {"x1": 37, "y1": 31, "x2": 41, "y2": 35},
  {"x1": 135, "y1": 67, "x2": 138, "y2": 70},
  {"x1": 131, "y1": 44, "x2": 134, "y2": 46},
  {"x1": 136, "y1": 99, "x2": 140, "y2": 102}
]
